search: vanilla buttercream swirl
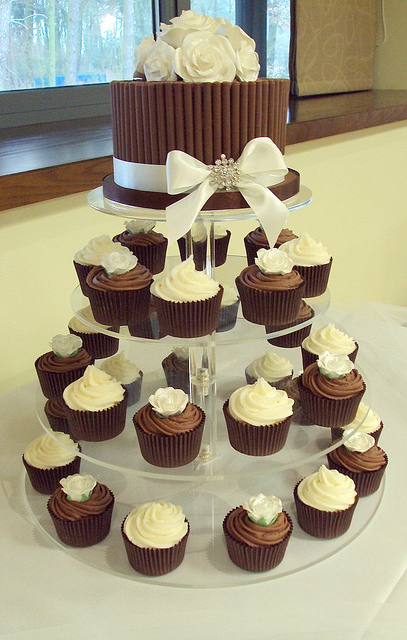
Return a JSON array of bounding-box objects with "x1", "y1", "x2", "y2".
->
[
  {"x1": 221, "y1": 284, "x2": 239, "y2": 307},
  {"x1": 329, "y1": 440, "x2": 387, "y2": 473},
  {"x1": 48, "y1": 482, "x2": 113, "y2": 521},
  {"x1": 297, "y1": 465, "x2": 357, "y2": 511},
  {"x1": 246, "y1": 352, "x2": 293, "y2": 382},
  {"x1": 225, "y1": 507, "x2": 291, "y2": 547},
  {"x1": 123, "y1": 501, "x2": 188, "y2": 549},
  {"x1": 135, "y1": 401, "x2": 202, "y2": 435},
  {"x1": 302, "y1": 323, "x2": 355, "y2": 356},
  {"x1": 151, "y1": 255, "x2": 220, "y2": 302},
  {"x1": 63, "y1": 365, "x2": 125, "y2": 411},
  {"x1": 238, "y1": 264, "x2": 304, "y2": 292},
  {"x1": 87, "y1": 262, "x2": 152, "y2": 292},
  {"x1": 302, "y1": 362, "x2": 364, "y2": 400},
  {"x1": 74, "y1": 234, "x2": 131, "y2": 266},
  {"x1": 228, "y1": 377, "x2": 293, "y2": 426},
  {"x1": 100, "y1": 351, "x2": 140, "y2": 385},
  {"x1": 36, "y1": 348, "x2": 93, "y2": 373},
  {"x1": 24, "y1": 432, "x2": 79, "y2": 469},
  {"x1": 279, "y1": 232, "x2": 331, "y2": 266},
  {"x1": 69, "y1": 305, "x2": 110, "y2": 334},
  {"x1": 341, "y1": 402, "x2": 382, "y2": 434}
]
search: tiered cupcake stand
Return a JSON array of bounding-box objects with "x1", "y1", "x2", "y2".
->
[{"x1": 25, "y1": 184, "x2": 384, "y2": 588}]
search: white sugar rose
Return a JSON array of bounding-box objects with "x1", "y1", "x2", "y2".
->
[
  {"x1": 134, "y1": 34, "x2": 155, "y2": 77},
  {"x1": 243, "y1": 493, "x2": 282, "y2": 526},
  {"x1": 101, "y1": 251, "x2": 138, "y2": 275},
  {"x1": 215, "y1": 22, "x2": 259, "y2": 81},
  {"x1": 317, "y1": 351, "x2": 354, "y2": 379},
  {"x1": 255, "y1": 247, "x2": 293, "y2": 275},
  {"x1": 159, "y1": 10, "x2": 218, "y2": 48},
  {"x1": 149, "y1": 387, "x2": 188, "y2": 417},
  {"x1": 50, "y1": 334, "x2": 82, "y2": 358},
  {"x1": 125, "y1": 220, "x2": 155, "y2": 235},
  {"x1": 173, "y1": 31, "x2": 236, "y2": 83},
  {"x1": 173, "y1": 346, "x2": 189, "y2": 361},
  {"x1": 60, "y1": 474, "x2": 97, "y2": 502},
  {"x1": 343, "y1": 430, "x2": 375, "y2": 453},
  {"x1": 144, "y1": 40, "x2": 177, "y2": 81}
]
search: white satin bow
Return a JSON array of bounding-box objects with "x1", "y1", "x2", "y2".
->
[{"x1": 165, "y1": 137, "x2": 289, "y2": 247}]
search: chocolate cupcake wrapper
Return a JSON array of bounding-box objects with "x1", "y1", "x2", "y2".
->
[
  {"x1": 213, "y1": 230, "x2": 231, "y2": 267},
  {"x1": 73, "y1": 260, "x2": 92, "y2": 297},
  {"x1": 128, "y1": 306, "x2": 165, "y2": 339},
  {"x1": 295, "y1": 258, "x2": 333, "y2": 298},
  {"x1": 44, "y1": 398, "x2": 70, "y2": 434},
  {"x1": 161, "y1": 363, "x2": 190, "y2": 396},
  {"x1": 236, "y1": 278, "x2": 304, "y2": 326},
  {"x1": 223, "y1": 401, "x2": 292, "y2": 456},
  {"x1": 177, "y1": 238, "x2": 208, "y2": 271},
  {"x1": 23, "y1": 453, "x2": 81, "y2": 495},
  {"x1": 223, "y1": 509, "x2": 293, "y2": 572},
  {"x1": 121, "y1": 520, "x2": 189, "y2": 576},
  {"x1": 133, "y1": 411, "x2": 205, "y2": 468},
  {"x1": 68, "y1": 327, "x2": 119, "y2": 360},
  {"x1": 113, "y1": 235, "x2": 168, "y2": 275},
  {"x1": 298, "y1": 376, "x2": 365, "y2": 428},
  {"x1": 123, "y1": 373, "x2": 143, "y2": 407},
  {"x1": 87, "y1": 285, "x2": 151, "y2": 327},
  {"x1": 244, "y1": 370, "x2": 293, "y2": 391},
  {"x1": 35, "y1": 357, "x2": 93, "y2": 400},
  {"x1": 266, "y1": 308, "x2": 315, "y2": 348},
  {"x1": 301, "y1": 342, "x2": 359, "y2": 371},
  {"x1": 330, "y1": 422, "x2": 383, "y2": 445},
  {"x1": 152, "y1": 287, "x2": 223, "y2": 338},
  {"x1": 47, "y1": 493, "x2": 114, "y2": 547},
  {"x1": 244, "y1": 232, "x2": 268, "y2": 266},
  {"x1": 327, "y1": 455, "x2": 388, "y2": 497},
  {"x1": 216, "y1": 300, "x2": 239, "y2": 333},
  {"x1": 293, "y1": 482, "x2": 358, "y2": 538},
  {"x1": 64, "y1": 392, "x2": 128, "y2": 442}
]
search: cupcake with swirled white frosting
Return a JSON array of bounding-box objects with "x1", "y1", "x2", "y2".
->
[
  {"x1": 216, "y1": 284, "x2": 240, "y2": 332},
  {"x1": 279, "y1": 232, "x2": 332, "y2": 297},
  {"x1": 330, "y1": 402, "x2": 384, "y2": 444},
  {"x1": 68, "y1": 305, "x2": 119, "y2": 360},
  {"x1": 245, "y1": 351, "x2": 293, "y2": 389},
  {"x1": 223, "y1": 377, "x2": 294, "y2": 455},
  {"x1": 100, "y1": 351, "x2": 143, "y2": 406},
  {"x1": 151, "y1": 256, "x2": 223, "y2": 338},
  {"x1": 293, "y1": 464, "x2": 358, "y2": 538},
  {"x1": 121, "y1": 500, "x2": 190, "y2": 575},
  {"x1": 73, "y1": 234, "x2": 132, "y2": 296},
  {"x1": 301, "y1": 323, "x2": 358, "y2": 370},
  {"x1": 23, "y1": 432, "x2": 81, "y2": 494},
  {"x1": 63, "y1": 365, "x2": 128, "y2": 441}
]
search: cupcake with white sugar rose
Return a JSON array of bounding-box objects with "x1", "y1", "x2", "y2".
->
[
  {"x1": 279, "y1": 232, "x2": 332, "y2": 297},
  {"x1": 293, "y1": 464, "x2": 358, "y2": 538},
  {"x1": 47, "y1": 473, "x2": 115, "y2": 547},
  {"x1": 298, "y1": 352, "x2": 366, "y2": 428},
  {"x1": 223, "y1": 493, "x2": 293, "y2": 572},
  {"x1": 244, "y1": 227, "x2": 298, "y2": 265},
  {"x1": 327, "y1": 431, "x2": 388, "y2": 497},
  {"x1": 151, "y1": 256, "x2": 223, "y2": 338},
  {"x1": 301, "y1": 322, "x2": 358, "y2": 370},
  {"x1": 223, "y1": 377, "x2": 294, "y2": 456},
  {"x1": 330, "y1": 402, "x2": 384, "y2": 443},
  {"x1": 68, "y1": 305, "x2": 119, "y2": 360},
  {"x1": 86, "y1": 251, "x2": 153, "y2": 326},
  {"x1": 100, "y1": 351, "x2": 143, "y2": 406},
  {"x1": 245, "y1": 351, "x2": 293, "y2": 390},
  {"x1": 73, "y1": 234, "x2": 132, "y2": 296},
  {"x1": 133, "y1": 387, "x2": 205, "y2": 467},
  {"x1": 122, "y1": 500, "x2": 190, "y2": 575},
  {"x1": 113, "y1": 219, "x2": 168, "y2": 274},
  {"x1": 161, "y1": 346, "x2": 190, "y2": 394},
  {"x1": 35, "y1": 334, "x2": 94, "y2": 400},
  {"x1": 236, "y1": 247, "x2": 304, "y2": 326},
  {"x1": 23, "y1": 432, "x2": 81, "y2": 494},
  {"x1": 63, "y1": 364, "x2": 128, "y2": 441},
  {"x1": 216, "y1": 284, "x2": 240, "y2": 332}
]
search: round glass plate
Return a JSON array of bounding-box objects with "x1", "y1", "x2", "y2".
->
[{"x1": 87, "y1": 185, "x2": 312, "y2": 221}]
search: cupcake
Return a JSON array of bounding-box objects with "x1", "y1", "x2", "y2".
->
[
  {"x1": 177, "y1": 220, "x2": 208, "y2": 271},
  {"x1": 128, "y1": 298, "x2": 164, "y2": 339},
  {"x1": 216, "y1": 285, "x2": 239, "y2": 332},
  {"x1": 245, "y1": 351, "x2": 293, "y2": 390},
  {"x1": 68, "y1": 305, "x2": 119, "y2": 360},
  {"x1": 73, "y1": 234, "x2": 132, "y2": 296},
  {"x1": 236, "y1": 248, "x2": 304, "y2": 326},
  {"x1": 86, "y1": 251, "x2": 153, "y2": 326},
  {"x1": 133, "y1": 387, "x2": 205, "y2": 467},
  {"x1": 244, "y1": 227, "x2": 298, "y2": 265},
  {"x1": 47, "y1": 474, "x2": 114, "y2": 547},
  {"x1": 298, "y1": 352, "x2": 366, "y2": 428},
  {"x1": 151, "y1": 256, "x2": 223, "y2": 338},
  {"x1": 161, "y1": 347, "x2": 190, "y2": 395},
  {"x1": 113, "y1": 220, "x2": 168, "y2": 275},
  {"x1": 35, "y1": 334, "x2": 94, "y2": 400},
  {"x1": 330, "y1": 402, "x2": 384, "y2": 443},
  {"x1": 100, "y1": 351, "x2": 143, "y2": 407},
  {"x1": 293, "y1": 464, "x2": 358, "y2": 538},
  {"x1": 212, "y1": 223, "x2": 231, "y2": 267},
  {"x1": 223, "y1": 493, "x2": 293, "y2": 572},
  {"x1": 44, "y1": 397, "x2": 70, "y2": 434},
  {"x1": 23, "y1": 432, "x2": 81, "y2": 494},
  {"x1": 122, "y1": 500, "x2": 190, "y2": 575},
  {"x1": 279, "y1": 232, "x2": 332, "y2": 297},
  {"x1": 223, "y1": 377, "x2": 294, "y2": 456},
  {"x1": 284, "y1": 377, "x2": 314, "y2": 426},
  {"x1": 327, "y1": 431, "x2": 388, "y2": 497},
  {"x1": 63, "y1": 365, "x2": 128, "y2": 441},
  {"x1": 301, "y1": 323, "x2": 358, "y2": 370},
  {"x1": 266, "y1": 300, "x2": 314, "y2": 348}
]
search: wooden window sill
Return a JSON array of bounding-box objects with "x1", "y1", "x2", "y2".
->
[{"x1": 1, "y1": 89, "x2": 407, "y2": 212}]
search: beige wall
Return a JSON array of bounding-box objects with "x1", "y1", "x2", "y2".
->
[{"x1": 374, "y1": 0, "x2": 407, "y2": 89}]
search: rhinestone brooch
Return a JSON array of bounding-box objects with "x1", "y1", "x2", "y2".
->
[{"x1": 208, "y1": 154, "x2": 241, "y2": 191}]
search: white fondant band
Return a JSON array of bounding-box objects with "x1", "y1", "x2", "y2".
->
[{"x1": 113, "y1": 157, "x2": 167, "y2": 192}]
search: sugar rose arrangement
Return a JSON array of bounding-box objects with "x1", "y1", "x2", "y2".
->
[{"x1": 134, "y1": 9, "x2": 260, "y2": 83}]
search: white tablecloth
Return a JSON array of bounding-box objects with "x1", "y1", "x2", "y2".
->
[{"x1": 1, "y1": 303, "x2": 406, "y2": 640}]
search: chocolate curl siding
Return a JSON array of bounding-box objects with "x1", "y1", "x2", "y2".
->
[{"x1": 111, "y1": 79, "x2": 290, "y2": 166}]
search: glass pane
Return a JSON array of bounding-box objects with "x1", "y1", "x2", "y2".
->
[
  {"x1": 267, "y1": 0, "x2": 290, "y2": 78},
  {"x1": 0, "y1": 1, "x2": 153, "y2": 92},
  {"x1": 190, "y1": 1, "x2": 235, "y2": 22}
]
